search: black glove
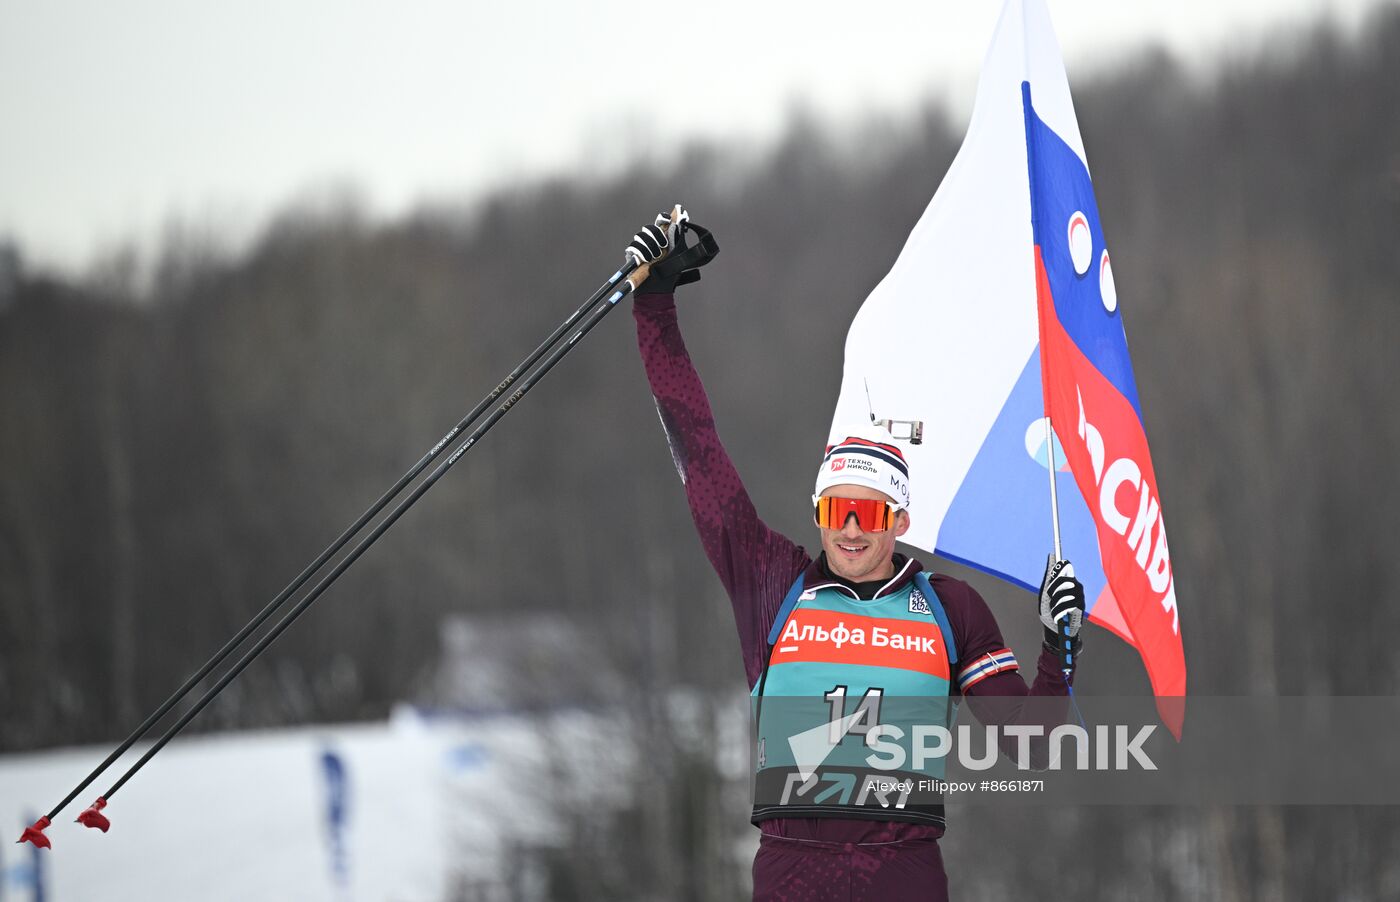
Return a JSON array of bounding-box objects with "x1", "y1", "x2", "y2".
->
[
  {"x1": 624, "y1": 205, "x2": 689, "y2": 293},
  {"x1": 1039, "y1": 554, "x2": 1085, "y2": 658}
]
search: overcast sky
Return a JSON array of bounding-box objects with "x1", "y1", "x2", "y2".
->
[{"x1": 0, "y1": 0, "x2": 1385, "y2": 273}]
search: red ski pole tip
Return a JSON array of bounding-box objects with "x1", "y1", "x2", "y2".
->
[
  {"x1": 18, "y1": 816, "x2": 52, "y2": 849},
  {"x1": 77, "y1": 797, "x2": 111, "y2": 833}
]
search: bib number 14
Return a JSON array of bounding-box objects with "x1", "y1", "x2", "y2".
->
[{"x1": 823, "y1": 685, "x2": 884, "y2": 743}]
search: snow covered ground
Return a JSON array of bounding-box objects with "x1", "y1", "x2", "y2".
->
[{"x1": 0, "y1": 706, "x2": 579, "y2": 902}]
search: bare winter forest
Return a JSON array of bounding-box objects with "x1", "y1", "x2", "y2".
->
[{"x1": 2, "y1": 7, "x2": 1399, "y2": 899}]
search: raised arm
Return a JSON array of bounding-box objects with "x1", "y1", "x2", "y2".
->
[{"x1": 632, "y1": 290, "x2": 810, "y2": 686}]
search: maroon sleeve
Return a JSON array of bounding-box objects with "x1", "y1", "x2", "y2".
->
[
  {"x1": 933, "y1": 574, "x2": 1074, "y2": 743},
  {"x1": 633, "y1": 292, "x2": 812, "y2": 687}
]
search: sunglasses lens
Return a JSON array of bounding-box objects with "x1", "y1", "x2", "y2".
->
[{"x1": 813, "y1": 497, "x2": 893, "y2": 532}]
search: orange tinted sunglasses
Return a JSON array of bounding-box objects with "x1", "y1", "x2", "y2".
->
[{"x1": 812, "y1": 495, "x2": 904, "y2": 533}]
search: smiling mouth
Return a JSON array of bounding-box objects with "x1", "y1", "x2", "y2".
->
[{"x1": 837, "y1": 543, "x2": 867, "y2": 554}]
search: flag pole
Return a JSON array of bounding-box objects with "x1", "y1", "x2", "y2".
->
[
  {"x1": 1020, "y1": 71, "x2": 1064, "y2": 565},
  {"x1": 1022, "y1": 69, "x2": 1074, "y2": 676},
  {"x1": 1044, "y1": 416, "x2": 1078, "y2": 685},
  {"x1": 1043, "y1": 417, "x2": 1063, "y2": 561}
]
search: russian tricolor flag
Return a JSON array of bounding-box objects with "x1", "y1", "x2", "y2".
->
[{"x1": 829, "y1": 0, "x2": 1185, "y2": 735}]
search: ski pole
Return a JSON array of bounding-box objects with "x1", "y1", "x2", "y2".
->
[
  {"x1": 72, "y1": 256, "x2": 661, "y2": 829},
  {"x1": 17, "y1": 259, "x2": 638, "y2": 849}
]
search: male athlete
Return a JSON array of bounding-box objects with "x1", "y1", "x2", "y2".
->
[{"x1": 625, "y1": 210, "x2": 1085, "y2": 900}]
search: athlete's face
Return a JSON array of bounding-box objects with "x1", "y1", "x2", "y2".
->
[{"x1": 817, "y1": 484, "x2": 910, "y2": 584}]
